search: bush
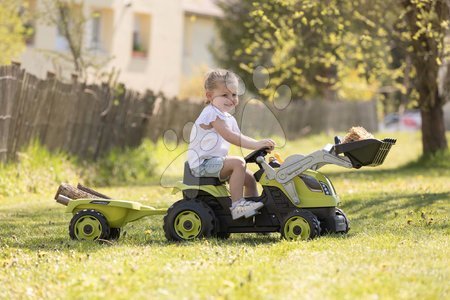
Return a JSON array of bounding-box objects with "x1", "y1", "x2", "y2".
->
[
  {"x1": 0, "y1": 141, "x2": 81, "y2": 197},
  {"x1": 0, "y1": 139, "x2": 160, "y2": 197},
  {"x1": 90, "y1": 139, "x2": 158, "y2": 186}
]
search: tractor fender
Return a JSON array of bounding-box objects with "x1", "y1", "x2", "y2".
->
[{"x1": 172, "y1": 181, "x2": 229, "y2": 198}]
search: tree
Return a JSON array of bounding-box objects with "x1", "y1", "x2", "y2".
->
[
  {"x1": 213, "y1": 0, "x2": 449, "y2": 154},
  {"x1": 38, "y1": 0, "x2": 111, "y2": 81},
  {"x1": 214, "y1": 1, "x2": 401, "y2": 103},
  {"x1": 212, "y1": 1, "x2": 260, "y2": 96},
  {"x1": 0, "y1": 0, "x2": 30, "y2": 65},
  {"x1": 399, "y1": 0, "x2": 449, "y2": 153}
]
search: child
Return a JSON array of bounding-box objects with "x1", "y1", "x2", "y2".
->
[{"x1": 187, "y1": 69, "x2": 275, "y2": 220}]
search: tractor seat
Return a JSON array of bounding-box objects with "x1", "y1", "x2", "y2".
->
[{"x1": 183, "y1": 162, "x2": 223, "y2": 186}]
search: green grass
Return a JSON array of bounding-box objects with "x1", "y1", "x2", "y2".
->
[
  {"x1": 0, "y1": 141, "x2": 83, "y2": 197},
  {"x1": 0, "y1": 132, "x2": 449, "y2": 299}
]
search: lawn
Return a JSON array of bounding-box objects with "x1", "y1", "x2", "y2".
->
[{"x1": 0, "y1": 132, "x2": 449, "y2": 299}]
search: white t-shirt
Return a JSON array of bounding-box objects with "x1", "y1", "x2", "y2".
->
[{"x1": 187, "y1": 104, "x2": 240, "y2": 169}]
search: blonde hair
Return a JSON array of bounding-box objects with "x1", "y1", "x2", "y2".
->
[{"x1": 204, "y1": 69, "x2": 238, "y2": 104}]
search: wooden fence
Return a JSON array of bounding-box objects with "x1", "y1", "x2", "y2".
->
[
  {"x1": 147, "y1": 96, "x2": 378, "y2": 142},
  {"x1": 0, "y1": 64, "x2": 157, "y2": 163},
  {"x1": 0, "y1": 64, "x2": 379, "y2": 163}
]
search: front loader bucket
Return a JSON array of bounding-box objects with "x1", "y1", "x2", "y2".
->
[{"x1": 333, "y1": 138, "x2": 396, "y2": 168}]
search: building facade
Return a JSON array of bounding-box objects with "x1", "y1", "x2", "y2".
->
[{"x1": 20, "y1": 0, "x2": 222, "y2": 97}]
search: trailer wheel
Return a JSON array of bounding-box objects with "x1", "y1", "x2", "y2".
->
[
  {"x1": 163, "y1": 199, "x2": 215, "y2": 241},
  {"x1": 281, "y1": 210, "x2": 320, "y2": 241},
  {"x1": 69, "y1": 209, "x2": 110, "y2": 241}
]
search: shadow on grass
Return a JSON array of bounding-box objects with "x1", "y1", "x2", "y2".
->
[
  {"x1": 343, "y1": 191, "x2": 449, "y2": 219},
  {"x1": 158, "y1": 234, "x2": 280, "y2": 248},
  {"x1": 0, "y1": 206, "x2": 282, "y2": 252},
  {"x1": 3, "y1": 155, "x2": 448, "y2": 252},
  {"x1": 327, "y1": 153, "x2": 449, "y2": 210},
  {"x1": 0, "y1": 205, "x2": 114, "y2": 252},
  {"x1": 328, "y1": 165, "x2": 448, "y2": 182}
]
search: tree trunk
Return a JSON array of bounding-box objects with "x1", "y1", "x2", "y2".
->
[
  {"x1": 402, "y1": 0, "x2": 449, "y2": 155},
  {"x1": 415, "y1": 59, "x2": 448, "y2": 154},
  {"x1": 420, "y1": 93, "x2": 448, "y2": 154}
]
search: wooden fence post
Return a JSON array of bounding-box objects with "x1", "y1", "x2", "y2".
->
[{"x1": 0, "y1": 66, "x2": 162, "y2": 162}]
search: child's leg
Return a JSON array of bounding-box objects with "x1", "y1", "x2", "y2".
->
[
  {"x1": 220, "y1": 156, "x2": 264, "y2": 220},
  {"x1": 219, "y1": 156, "x2": 246, "y2": 202},
  {"x1": 244, "y1": 169, "x2": 258, "y2": 197}
]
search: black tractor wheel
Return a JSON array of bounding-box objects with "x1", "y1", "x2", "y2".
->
[
  {"x1": 69, "y1": 209, "x2": 110, "y2": 241},
  {"x1": 213, "y1": 216, "x2": 231, "y2": 240},
  {"x1": 336, "y1": 208, "x2": 350, "y2": 233},
  {"x1": 215, "y1": 232, "x2": 231, "y2": 240},
  {"x1": 281, "y1": 210, "x2": 320, "y2": 241},
  {"x1": 109, "y1": 228, "x2": 121, "y2": 240},
  {"x1": 163, "y1": 199, "x2": 216, "y2": 241},
  {"x1": 319, "y1": 208, "x2": 350, "y2": 234}
]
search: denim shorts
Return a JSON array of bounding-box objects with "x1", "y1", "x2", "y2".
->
[{"x1": 191, "y1": 157, "x2": 229, "y2": 181}]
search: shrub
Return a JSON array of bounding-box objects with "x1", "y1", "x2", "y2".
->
[
  {"x1": 0, "y1": 139, "x2": 160, "y2": 197},
  {"x1": 0, "y1": 141, "x2": 81, "y2": 197},
  {"x1": 90, "y1": 139, "x2": 158, "y2": 186}
]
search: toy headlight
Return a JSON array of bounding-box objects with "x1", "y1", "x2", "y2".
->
[{"x1": 319, "y1": 182, "x2": 331, "y2": 195}]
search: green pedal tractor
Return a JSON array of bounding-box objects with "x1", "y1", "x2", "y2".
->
[{"x1": 56, "y1": 137, "x2": 395, "y2": 241}]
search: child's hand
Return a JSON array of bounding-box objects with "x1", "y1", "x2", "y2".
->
[{"x1": 256, "y1": 139, "x2": 276, "y2": 152}]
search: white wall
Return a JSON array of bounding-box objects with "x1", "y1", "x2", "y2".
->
[
  {"x1": 19, "y1": 0, "x2": 184, "y2": 96},
  {"x1": 182, "y1": 14, "x2": 218, "y2": 77}
]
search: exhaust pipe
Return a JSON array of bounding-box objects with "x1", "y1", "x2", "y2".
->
[{"x1": 56, "y1": 194, "x2": 71, "y2": 206}]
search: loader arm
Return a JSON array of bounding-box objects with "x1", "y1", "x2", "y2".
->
[{"x1": 256, "y1": 138, "x2": 396, "y2": 205}]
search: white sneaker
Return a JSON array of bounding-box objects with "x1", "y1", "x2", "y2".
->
[{"x1": 230, "y1": 199, "x2": 264, "y2": 220}]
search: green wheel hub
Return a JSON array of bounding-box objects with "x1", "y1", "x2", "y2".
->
[
  {"x1": 163, "y1": 199, "x2": 215, "y2": 241},
  {"x1": 74, "y1": 215, "x2": 103, "y2": 240},
  {"x1": 174, "y1": 210, "x2": 202, "y2": 240},
  {"x1": 69, "y1": 209, "x2": 110, "y2": 241},
  {"x1": 283, "y1": 216, "x2": 311, "y2": 240}
]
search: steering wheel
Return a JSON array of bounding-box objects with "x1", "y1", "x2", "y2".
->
[{"x1": 244, "y1": 147, "x2": 271, "y2": 164}]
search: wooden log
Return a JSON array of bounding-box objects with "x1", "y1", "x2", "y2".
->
[
  {"x1": 77, "y1": 183, "x2": 111, "y2": 199},
  {"x1": 54, "y1": 183, "x2": 110, "y2": 201}
]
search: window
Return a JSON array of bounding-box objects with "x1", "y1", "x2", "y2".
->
[
  {"x1": 90, "y1": 11, "x2": 102, "y2": 51},
  {"x1": 132, "y1": 13, "x2": 150, "y2": 58},
  {"x1": 87, "y1": 8, "x2": 113, "y2": 54}
]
